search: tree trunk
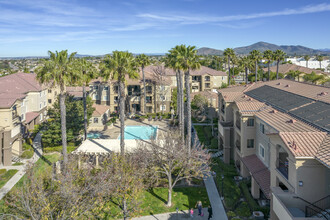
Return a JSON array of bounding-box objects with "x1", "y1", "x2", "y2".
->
[
  {"x1": 119, "y1": 80, "x2": 125, "y2": 155},
  {"x1": 123, "y1": 198, "x2": 128, "y2": 220},
  {"x1": 142, "y1": 65, "x2": 147, "y2": 114},
  {"x1": 83, "y1": 85, "x2": 87, "y2": 141},
  {"x1": 185, "y1": 71, "x2": 191, "y2": 152},
  {"x1": 179, "y1": 71, "x2": 184, "y2": 142},
  {"x1": 228, "y1": 57, "x2": 231, "y2": 84},
  {"x1": 255, "y1": 60, "x2": 258, "y2": 83},
  {"x1": 167, "y1": 175, "x2": 172, "y2": 207},
  {"x1": 268, "y1": 61, "x2": 270, "y2": 81},
  {"x1": 245, "y1": 67, "x2": 248, "y2": 84},
  {"x1": 276, "y1": 61, "x2": 280, "y2": 80},
  {"x1": 176, "y1": 70, "x2": 180, "y2": 116},
  {"x1": 59, "y1": 92, "x2": 68, "y2": 165}
]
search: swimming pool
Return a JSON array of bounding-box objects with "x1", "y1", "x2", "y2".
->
[
  {"x1": 87, "y1": 132, "x2": 101, "y2": 139},
  {"x1": 118, "y1": 126, "x2": 158, "y2": 140}
]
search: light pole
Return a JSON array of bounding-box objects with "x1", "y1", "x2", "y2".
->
[{"x1": 221, "y1": 174, "x2": 224, "y2": 200}]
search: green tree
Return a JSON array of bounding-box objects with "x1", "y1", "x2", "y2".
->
[
  {"x1": 167, "y1": 45, "x2": 201, "y2": 151},
  {"x1": 273, "y1": 50, "x2": 286, "y2": 80},
  {"x1": 100, "y1": 51, "x2": 139, "y2": 155},
  {"x1": 73, "y1": 58, "x2": 97, "y2": 141},
  {"x1": 304, "y1": 55, "x2": 310, "y2": 68},
  {"x1": 36, "y1": 50, "x2": 76, "y2": 165},
  {"x1": 286, "y1": 70, "x2": 303, "y2": 82},
  {"x1": 136, "y1": 54, "x2": 151, "y2": 114},
  {"x1": 263, "y1": 50, "x2": 274, "y2": 81},
  {"x1": 316, "y1": 55, "x2": 323, "y2": 69},
  {"x1": 249, "y1": 50, "x2": 262, "y2": 83},
  {"x1": 303, "y1": 71, "x2": 326, "y2": 84},
  {"x1": 238, "y1": 56, "x2": 253, "y2": 84},
  {"x1": 223, "y1": 48, "x2": 236, "y2": 84}
]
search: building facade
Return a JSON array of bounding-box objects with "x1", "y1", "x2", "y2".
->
[{"x1": 218, "y1": 79, "x2": 330, "y2": 219}]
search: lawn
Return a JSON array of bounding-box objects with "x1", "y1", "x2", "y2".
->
[
  {"x1": 107, "y1": 187, "x2": 210, "y2": 218},
  {"x1": 0, "y1": 170, "x2": 18, "y2": 189}
]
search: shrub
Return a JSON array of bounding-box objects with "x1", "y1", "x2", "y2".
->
[
  {"x1": 235, "y1": 202, "x2": 251, "y2": 217},
  {"x1": 227, "y1": 211, "x2": 236, "y2": 218},
  {"x1": 0, "y1": 169, "x2": 6, "y2": 175},
  {"x1": 23, "y1": 142, "x2": 32, "y2": 151},
  {"x1": 21, "y1": 150, "x2": 34, "y2": 159},
  {"x1": 210, "y1": 138, "x2": 218, "y2": 149}
]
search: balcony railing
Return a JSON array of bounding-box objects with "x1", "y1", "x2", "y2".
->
[
  {"x1": 236, "y1": 120, "x2": 241, "y2": 130},
  {"x1": 221, "y1": 107, "x2": 225, "y2": 113},
  {"x1": 235, "y1": 139, "x2": 241, "y2": 151},
  {"x1": 277, "y1": 158, "x2": 289, "y2": 179}
]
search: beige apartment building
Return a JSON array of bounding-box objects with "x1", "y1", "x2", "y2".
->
[
  {"x1": 218, "y1": 79, "x2": 330, "y2": 219},
  {"x1": 84, "y1": 65, "x2": 227, "y2": 114},
  {"x1": 0, "y1": 72, "x2": 54, "y2": 165}
]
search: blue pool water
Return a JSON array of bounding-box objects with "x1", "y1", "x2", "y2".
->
[
  {"x1": 118, "y1": 126, "x2": 158, "y2": 140},
  {"x1": 87, "y1": 132, "x2": 101, "y2": 139}
]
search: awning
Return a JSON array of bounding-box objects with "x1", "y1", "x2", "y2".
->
[{"x1": 241, "y1": 154, "x2": 271, "y2": 199}]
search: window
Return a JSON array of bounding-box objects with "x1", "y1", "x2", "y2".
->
[
  {"x1": 192, "y1": 86, "x2": 199, "y2": 90},
  {"x1": 146, "y1": 96, "x2": 152, "y2": 103},
  {"x1": 104, "y1": 86, "x2": 109, "y2": 91},
  {"x1": 48, "y1": 89, "x2": 52, "y2": 93},
  {"x1": 160, "y1": 95, "x2": 166, "y2": 101},
  {"x1": 247, "y1": 139, "x2": 254, "y2": 148},
  {"x1": 40, "y1": 114, "x2": 43, "y2": 121},
  {"x1": 146, "y1": 86, "x2": 152, "y2": 94},
  {"x1": 21, "y1": 114, "x2": 25, "y2": 120},
  {"x1": 114, "y1": 86, "x2": 119, "y2": 93},
  {"x1": 205, "y1": 83, "x2": 211, "y2": 88},
  {"x1": 94, "y1": 118, "x2": 99, "y2": 123},
  {"x1": 247, "y1": 118, "x2": 255, "y2": 127},
  {"x1": 93, "y1": 85, "x2": 99, "y2": 90},
  {"x1": 260, "y1": 123, "x2": 265, "y2": 134},
  {"x1": 160, "y1": 85, "x2": 165, "y2": 91},
  {"x1": 48, "y1": 99, "x2": 52, "y2": 104},
  {"x1": 114, "y1": 96, "x2": 119, "y2": 103},
  {"x1": 205, "y1": 76, "x2": 210, "y2": 81},
  {"x1": 160, "y1": 105, "x2": 166, "y2": 111},
  {"x1": 259, "y1": 144, "x2": 265, "y2": 158},
  {"x1": 103, "y1": 95, "x2": 109, "y2": 101},
  {"x1": 93, "y1": 94, "x2": 99, "y2": 100}
]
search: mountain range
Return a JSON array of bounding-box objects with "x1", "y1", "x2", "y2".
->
[{"x1": 197, "y1": 42, "x2": 330, "y2": 56}]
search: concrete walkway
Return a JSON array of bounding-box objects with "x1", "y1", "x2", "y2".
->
[
  {"x1": 0, "y1": 132, "x2": 43, "y2": 200},
  {"x1": 132, "y1": 208, "x2": 211, "y2": 220}
]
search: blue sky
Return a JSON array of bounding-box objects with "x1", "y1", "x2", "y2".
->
[{"x1": 1, "y1": 0, "x2": 330, "y2": 56}]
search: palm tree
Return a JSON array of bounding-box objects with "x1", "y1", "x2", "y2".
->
[
  {"x1": 223, "y1": 48, "x2": 235, "y2": 84},
  {"x1": 100, "y1": 51, "x2": 139, "y2": 155},
  {"x1": 304, "y1": 55, "x2": 310, "y2": 68},
  {"x1": 168, "y1": 45, "x2": 200, "y2": 150},
  {"x1": 303, "y1": 71, "x2": 325, "y2": 85},
  {"x1": 166, "y1": 50, "x2": 185, "y2": 142},
  {"x1": 263, "y1": 50, "x2": 273, "y2": 81},
  {"x1": 316, "y1": 55, "x2": 323, "y2": 69},
  {"x1": 273, "y1": 50, "x2": 286, "y2": 80},
  {"x1": 249, "y1": 50, "x2": 262, "y2": 83},
  {"x1": 136, "y1": 54, "x2": 151, "y2": 114},
  {"x1": 73, "y1": 58, "x2": 97, "y2": 141},
  {"x1": 36, "y1": 50, "x2": 76, "y2": 166},
  {"x1": 238, "y1": 56, "x2": 253, "y2": 84}
]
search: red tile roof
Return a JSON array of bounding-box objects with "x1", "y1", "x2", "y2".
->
[
  {"x1": 241, "y1": 155, "x2": 271, "y2": 199},
  {"x1": 316, "y1": 135, "x2": 330, "y2": 168},
  {"x1": 143, "y1": 65, "x2": 227, "y2": 76},
  {"x1": 25, "y1": 111, "x2": 40, "y2": 124},
  {"x1": 235, "y1": 100, "x2": 267, "y2": 114},
  {"x1": 262, "y1": 63, "x2": 329, "y2": 75},
  {"x1": 66, "y1": 86, "x2": 90, "y2": 98},
  {"x1": 92, "y1": 104, "x2": 109, "y2": 117}
]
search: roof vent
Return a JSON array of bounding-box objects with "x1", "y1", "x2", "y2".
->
[
  {"x1": 224, "y1": 95, "x2": 227, "y2": 98},
  {"x1": 285, "y1": 84, "x2": 290, "y2": 87},
  {"x1": 287, "y1": 119, "x2": 296, "y2": 123},
  {"x1": 319, "y1": 92, "x2": 328, "y2": 96},
  {"x1": 248, "y1": 98, "x2": 253, "y2": 101},
  {"x1": 277, "y1": 83, "x2": 281, "y2": 85},
  {"x1": 289, "y1": 140, "x2": 297, "y2": 150},
  {"x1": 270, "y1": 110, "x2": 278, "y2": 113},
  {"x1": 242, "y1": 95, "x2": 247, "y2": 98}
]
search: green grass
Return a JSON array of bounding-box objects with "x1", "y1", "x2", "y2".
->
[
  {"x1": 194, "y1": 125, "x2": 218, "y2": 149},
  {"x1": 20, "y1": 150, "x2": 34, "y2": 159},
  {"x1": 107, "y1": 187, "x2": 210, "y2": 218},
  {"x1": 0, "y1": 170, "x2": 18, "y2": 189},
  {"x1": 43, "y1": 146, "x2": 76, "y2": 154},
  {"x1": 12, "y1": 162, "x2": 24, "y2": 166},
  {"x1": 235, "y1": 202, "x2": 251, "y2": 217}
]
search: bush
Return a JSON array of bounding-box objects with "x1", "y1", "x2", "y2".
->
[
  {"x1": 210, "y1": 138, "x2": 218, "y2": 149},
  {"x1": 227, "y1": 211, "x2": 236, "y2": 218},
  {"x1": 235, "y1": 202, "x2": 251, "y2": 217},
  {"x1": 23, "y1": 142, "x2": 32, "y2": 151},
  {"x1": 21, "y1": 150, "x2": 34, "y2": 159},
  {"x1": 0, "y1": 169, "x2": 6, "y2": 175}
]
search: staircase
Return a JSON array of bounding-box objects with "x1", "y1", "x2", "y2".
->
[
  {"x1": 307, "y1": 195, "x2": 330, "y2": 219},
  {"x1": 11, "y1": 155, "x2": 21, "y2": 163}
]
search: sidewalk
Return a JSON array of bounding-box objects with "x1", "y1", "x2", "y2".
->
[
  {"x1": 0, "y1": 132, "x2": 43, "y2": 200},
  {"x1": 132, "y1": 208, "x2": 211, "y2": 220}
]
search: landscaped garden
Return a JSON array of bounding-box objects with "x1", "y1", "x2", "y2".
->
[
  {"x1": 0, "y1": 169, "x2": 18, "y2": 189},
  {"x1": 194, "y1": 125, "x2": 218, "y2": 149}
]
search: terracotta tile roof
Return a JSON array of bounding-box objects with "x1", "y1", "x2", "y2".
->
[
  {"x1": 279, "y1": 132, "x2": 327, "y2": 158},
  {"x1": 316, "y1": 134, "x2": 330, "y2": 168},
  {"x1": 191, "y1": 90, "x2": 218, "y2": 99},
  {"x1": 144, "y1": 65, "x2": 227, "y2": 76},
  {"x1": 92, "y1": 104, "x2": 109, "y2": 117},
  {"x1": 66, "y1": 86, "x2": 90, "y2": 98},
  {"x1": 263, "y1": 63, "x2": 329, "y2": 75},
  {"x1": 25, "y1": 111, "x2": 40, "y2": 123},
  {"x1": 235, "y1": 100, "x2": 267, "y2": 113},
  {"x1": 0, "y1": 72, "x2": 43, "y2": 108},
  {"x1": 256, "y1": 107, "x2": 318, "y2": 132},
  {"x1": 241, "y1": 155, "x2": 270, "y2": 199},
  {"x1": 220, "y1": 92, "x2": 245, "y2": 102}
]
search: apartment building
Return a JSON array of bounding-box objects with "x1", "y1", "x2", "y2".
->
[
  {"x1": 85, "y1": 65, "x2": 227, "y2": 114},
  {"x1": 0, "y1": 72, "x2": 50, "y2": 165},
  {"x1": 218, "y1": 79, "x2": 330, "y2": 219}
]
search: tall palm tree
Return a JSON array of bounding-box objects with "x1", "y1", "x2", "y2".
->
[
  {"x1": 304, "y1": 55, "x2": 310, "y2": 68},
  {"x1": 238, "y1": 56, "x2": 253, "y2": 84},
  {"x1": 73, "y1": 58, "x2": 97, "y2": 141},
  {"x1": 303, "y1": 71, "x2": 325, "y2": 84},
  {"x1": 316, "y1": 55, "x2": 323, "y2": 69},
  {"x1": 168, "y1": 45, "x2": 201, "y2": 151},
  {"x1": 36, "y1": 50, "x2": 76, "y2": 166},
  {"x1": 263, "y1": 50, "x2": 273, "y2": 81},
  {"x1": 100, "y1": 51, "x2": 139, "y2": 155},
  {"x1": 249, "y1": 50, "x2": 262, "y2": 83},
  {"x1": 166, "y1": 50, "x2": 185, "y2": 142},
  {"x1": 223, "y1": 48, "x2": 235, "y2": 84},
  {"x1": 273, "y1": 50, "x2": 286, "y2": 80},
  {"x1": 136, "y1": 54, "x2": 151, "y2": 114}
]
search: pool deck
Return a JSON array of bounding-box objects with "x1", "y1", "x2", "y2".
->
[{"x1": 101, "y1": 118, "x2": 169, "y2": 139}]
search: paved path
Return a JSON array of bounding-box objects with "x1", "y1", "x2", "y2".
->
[
  {"x1": 0, "y1": 132, "x2": 43, "y2": 200},
  {"x1": 132, "y1": 208, "x2": 211, "y2": 220}
]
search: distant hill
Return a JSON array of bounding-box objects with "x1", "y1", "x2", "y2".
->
[
  {"x1": 197, "y1": 42, "x2": 330, "y2": 56},
  {"x1": 197, "y1": 47, "x2": 223, "y2": 56}
]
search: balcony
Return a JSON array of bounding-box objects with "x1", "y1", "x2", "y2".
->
[
  {"x1": 218, "y1": 121, "x2": 233, "y2": 137},
  {"x1": 277, "y1": 158, "x2": 289, "y2": 179},
  {"x1": 236, "y1": 120, "x2": 241, "y2": 130},
  {"x1": 235, "y1": 139, "x2": 241, "y2": 151}
]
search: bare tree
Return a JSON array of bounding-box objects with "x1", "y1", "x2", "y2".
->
[{"x1": 135, "y1": 129, "x2": 210, "y2": 207}]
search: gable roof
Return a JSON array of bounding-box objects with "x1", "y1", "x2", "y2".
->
[
  {"x1": 92, "y1": 104, "x2": 110, "y2": 117},
  {"x1": 143, "y1": 65, "x2": 227, "y2": 76},
  {"x1": 263, "y1": 63, "x2": 329, "y2": 75}
]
